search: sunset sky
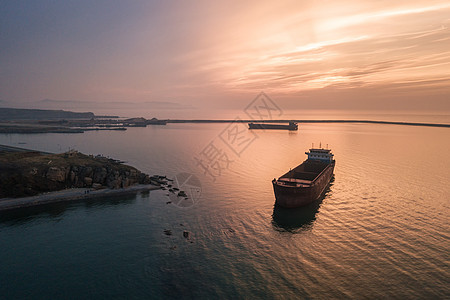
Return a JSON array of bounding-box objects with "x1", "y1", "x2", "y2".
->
[{"x1": 1, "y1": 0, "x2": 449, "y2": 112}]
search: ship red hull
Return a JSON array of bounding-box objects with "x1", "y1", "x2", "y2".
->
[{"x1": 273, "y1": 162, "x2": 334, "y2": 208}]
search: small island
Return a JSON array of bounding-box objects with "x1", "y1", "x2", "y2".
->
[{"x1": 0, "y1": 147, "x2": 161, "y2": 210}]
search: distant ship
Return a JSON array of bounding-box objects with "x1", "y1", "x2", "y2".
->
[
  {"x1": 272, "y1": 146, "x2": 335, "y2": 208},
  {"x1": 248, "y1": 121, "x2": 298, "y2": 130}
]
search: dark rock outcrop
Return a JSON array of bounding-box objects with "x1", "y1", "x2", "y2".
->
[{"x1": 0, "y1": 150, "x2": 151, "y2": 198}]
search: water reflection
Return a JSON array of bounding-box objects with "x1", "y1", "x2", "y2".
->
[
  {"x1": 272, "y1": 180, "x2": 334, "y2": 233},
  {"x1": 271, "y1": 200, "x2": 322, "y2": 233},
  {"x1": 0, "y1": 192, "x2": 142, "y2": 226},
  {"x1": 82, "y1": 193, "x2": 137, "y2": 208}
]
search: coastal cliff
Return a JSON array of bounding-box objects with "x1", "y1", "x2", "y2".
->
[{"x1": 0, "y1": 150, "x2": 152, "y2": 198}]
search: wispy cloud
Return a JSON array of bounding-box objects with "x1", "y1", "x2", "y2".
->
[
  {"x1": 193, "y1": 1, "x2": 450, "y2": 102},
  {"x1": 317, "y1": 3, "x2": 450, "y2": 32},
  {"x1": 1, "y1": 0, "x2": 449, "y2": 111}
]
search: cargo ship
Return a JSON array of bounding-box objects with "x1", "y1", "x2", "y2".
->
[
  {"x1": 272, "y1": 146, "x2": 335, "y2": 208},
  {"x1": 248, "y1": 121, "x2": 298, "y2": 131}
]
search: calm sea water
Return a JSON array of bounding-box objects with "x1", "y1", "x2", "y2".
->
[{"x1": 0, "y1": 119, "x2": 449, "y2": 299}]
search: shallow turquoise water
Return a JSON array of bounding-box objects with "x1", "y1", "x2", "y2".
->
[{"x1": 0, "y1": 122, "x2": 449, "y2": 299}]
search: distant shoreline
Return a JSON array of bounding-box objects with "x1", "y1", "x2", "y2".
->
[
  {"x1": 1, "y1": 107, "x2": 448, "y2": 131},
  {"x1": 0, "y1": 118, "x2": 448, "y2": 134},
  {"x1": 166, "y1": 119, "x2": 450, "y2": 128}
]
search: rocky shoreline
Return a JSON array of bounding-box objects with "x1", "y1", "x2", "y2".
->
[{"x1": 0, "y1": 149, "x2": 156, "y2": 198}]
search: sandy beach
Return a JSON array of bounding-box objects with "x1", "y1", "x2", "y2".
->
[{"x1": 0, "y1": 184, "x2": 160, "y2": 211}]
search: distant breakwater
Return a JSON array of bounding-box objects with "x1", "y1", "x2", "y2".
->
[{"x1": 166, "y1": 119, "x2": 450, "y2": 128}]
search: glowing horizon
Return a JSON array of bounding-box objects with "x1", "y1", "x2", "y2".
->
[{"x1": 0, "y1": 0, "x2": 449, "y2": 111}]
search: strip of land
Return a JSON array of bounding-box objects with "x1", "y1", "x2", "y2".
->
[
  {"x1": 1, "y1": 107, "x2": 448, "y2": 132},
  {"x1": 0, "y1": 184, "x2": 160, "y2": 211}
]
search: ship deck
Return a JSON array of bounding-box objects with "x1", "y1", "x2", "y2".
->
[
  {"x1": 279, "y1": 160, "x2": 328, "y2": 182},
  {"x1": 276, "y1": 177, "x2": 312, "y2": 188}
]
